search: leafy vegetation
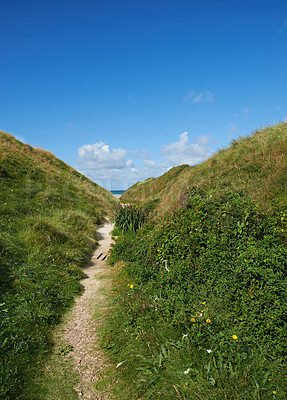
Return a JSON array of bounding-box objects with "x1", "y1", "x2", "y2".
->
[
  {"x1": 104, "y1": 189, "x2": 286, "y2": 399},
  {"x1": 115, "y1": 204, "x2": 149, "y2": 232},
  {"x1": 0, "y1": 130, "x2": 117, "y2": 399},
  {"x1": 101, "y1": 124, "x2": 287, "y2": 399}
]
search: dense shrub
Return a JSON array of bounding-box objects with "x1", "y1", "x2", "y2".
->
[{"x1": 105, "y1": 189, "x2": 286, "y2": 399}]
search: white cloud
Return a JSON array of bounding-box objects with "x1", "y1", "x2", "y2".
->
[
  {"x1": 184, "y1": 90, "x2": 215, "y2": 103},
  {"x1": 67, "y1": 122, "x2": 75, "y2": 128},
  {"x1": 77, "y1": 162, "x2": 168, "y2": 190},
  {"x1": 77, "y1": 141, "x2": 134, "y2": 169},
  {"x1": 161, "y1": 132, "x2": 212, "y2": 165},
  {"x1": 75, "y1": 132, "x2": 213, "y2": 189}
]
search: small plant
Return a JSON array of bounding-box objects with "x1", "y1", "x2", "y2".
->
[
  {"x1": 55, "y1": 344, "x2": 74, "y2": 356},
  {"x1": 115, "y1": 204, "x2": 147, "y2": 232}
]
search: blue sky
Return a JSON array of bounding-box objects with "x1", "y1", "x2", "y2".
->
[{"x1": 1, "y1": 0, "x2": 287, "y2": 189}]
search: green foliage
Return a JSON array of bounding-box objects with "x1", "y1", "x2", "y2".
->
[
  {"x1": 104, "y1": 189, "x2": 286, "y2": 399},
  {"x1": 0, "y1": 130, "x2": 117, "y2": 399}
]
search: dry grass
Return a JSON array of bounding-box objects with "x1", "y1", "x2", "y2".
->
[{"x1": 121, "y1": 123, "x2": 287, "y2": 214}]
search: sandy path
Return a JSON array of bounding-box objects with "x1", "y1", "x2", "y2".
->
[{"x1": 64, "y1": 221, "x2": 114, "y2": 399}]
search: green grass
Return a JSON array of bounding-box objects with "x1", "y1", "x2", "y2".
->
[
  {"x1": 21, "y1": 312, "x2": 80, "y2": 400},
  {"x1": 103, "y1": 190, "x2": 286, "y2": 399},
  {"x1": 0, "y1": 130, "x2": 118, "y2": 399}
]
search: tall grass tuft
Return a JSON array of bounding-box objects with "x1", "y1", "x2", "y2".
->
[{"x1": 115, "y1": 204, "x2": 147, "y2": 232}]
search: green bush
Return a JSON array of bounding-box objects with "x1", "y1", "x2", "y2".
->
[{"x1": 105, "y1": 189, "x2": 286, "y2": 399}]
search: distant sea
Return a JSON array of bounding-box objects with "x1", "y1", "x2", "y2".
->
[{"x1": 110, "y1": 189, "x2": 126, "y2": 197}]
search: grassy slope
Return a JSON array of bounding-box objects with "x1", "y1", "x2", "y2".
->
[
  {"x1": 0, "y1": 130, "x2": 116, "y2": 217},
  {"x1": 121, "y1": 123, "x2": 287, "y2": 214},
  {"x1": 0, "y1": 130, "x2": 117, "y2": 399},
  {"x1": 102, "y1": 123, "x2": 287, "y2": 400}
]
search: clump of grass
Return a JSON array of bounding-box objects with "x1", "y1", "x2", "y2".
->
[{"x1": 115, "y1": 204, "x2": 148, "y2": 232}]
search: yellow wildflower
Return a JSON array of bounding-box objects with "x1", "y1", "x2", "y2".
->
[
  {"x1": 272, "y1": 391, "x2": 276, "y2": 395},
  {"x1": 232, "y1": 335, "x2": 238, "y2": 340},
  {"x1": 206, "y1": 318, "x2": 211, "y2": 323},
  {"x1": 191, "y1": 317, "x2": 195, "y2": 322},
  {"x1": 202, "y1": 301, "x2": 206, "y2": 305},
  {"x1": 129, "y1": 284, "x2": 134, "y2": 289}
]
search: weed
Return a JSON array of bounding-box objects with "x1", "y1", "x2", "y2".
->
[{"x1": 55, "y1": 344, "x2": 74, "y2": 356}]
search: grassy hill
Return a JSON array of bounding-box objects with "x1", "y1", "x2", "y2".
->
[
  {"x1": 0, "y1": 130, "x2": 117, "y2": 399},
  {"x1": 121, "y1": 123, "x2": 287, "y2": 214},
  {"x1": 102, "y1": 123, "x2": 287, "y2": 400}
]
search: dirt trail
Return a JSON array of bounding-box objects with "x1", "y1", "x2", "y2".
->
[{"x1": 64, "y1": 221, "x2": 114, "y2": 399}]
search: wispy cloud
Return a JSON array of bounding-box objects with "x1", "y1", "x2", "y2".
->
[
  {"x1": 227, "y1": 122, "x2": 238, "y2": 132},
  {"x1": 234, "y1": 108, "x2": 249, "y2": 118},
  {"x1": 273, "y1": 19, "x2": 287, "y2": 38},
  {"x1": 161, "y1": 132, "x2": 213, "y2": 165},
  {"x1": 67, "y1": 122, "x2": 75, "y2": 128},
  {"x1": 183, "y1": 90, "x2": 215, "y2": 103}
]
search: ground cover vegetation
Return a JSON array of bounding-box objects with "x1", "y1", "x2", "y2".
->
[
  {"x1": 0, "y1": 131, "x2": 117, "y2": 399},
  {"x1": 102, "y1": 124, "x2": 287, "y2": 399},
  {"x1": 105, "y1": 191, "x2": 286, "y2": 399}
]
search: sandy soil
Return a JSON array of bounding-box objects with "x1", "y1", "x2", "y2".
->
[{"x1": 64, "y1": 221, "x2": 114, "y2": 399}]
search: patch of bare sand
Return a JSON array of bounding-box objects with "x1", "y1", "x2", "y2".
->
[{"x1": 64, "y1": 221, "x2": 114, "y2": 399}]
